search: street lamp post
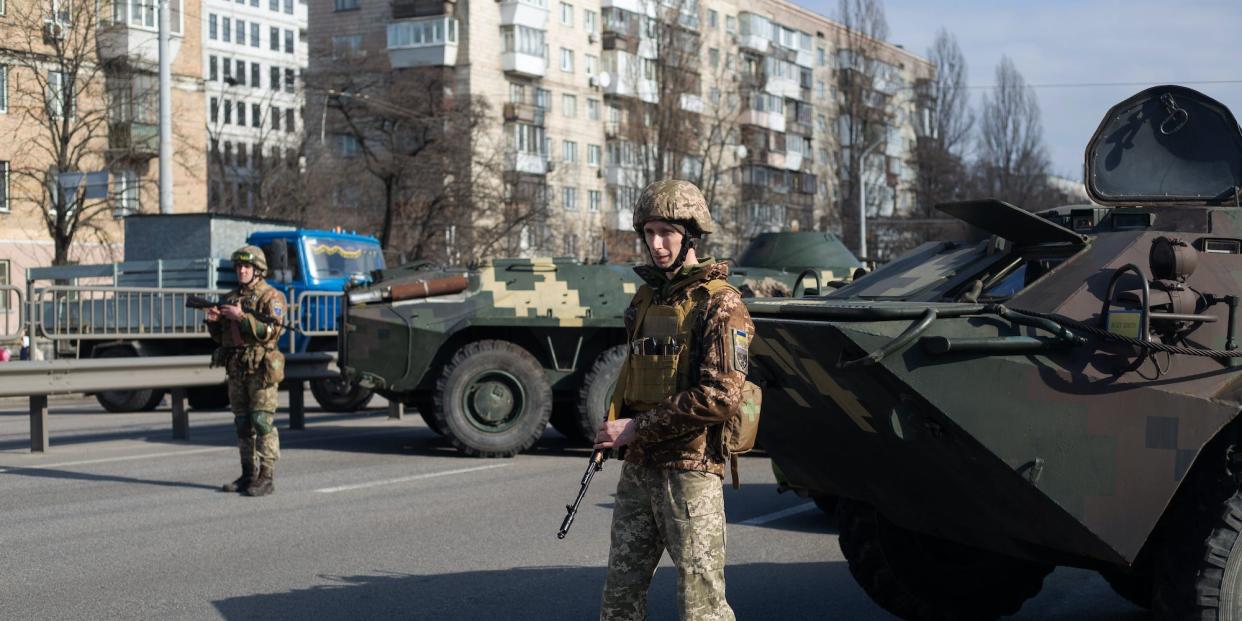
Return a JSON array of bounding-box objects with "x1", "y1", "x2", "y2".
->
[
  {"x1": 158, "y1": 0, "x2": 173, "y2": 213},
  {"x1": 857, "y1": 139, "x2": 882, "y2": 260}
]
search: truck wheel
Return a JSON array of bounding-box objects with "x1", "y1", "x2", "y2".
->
[
  {"x1": 837, "y1": 499, "x2": 1052, "y2": 620},
  {"x1": 433, "y1": 340, "x2": 551, "y2": 457},
  {"x1": 572, "y1": 345, "x2": 627, "y2": 443},
  {"x1": 1154, "y1": 487, "x2": 1242, "y2": 619},
  {"x1": 310, "y1": 376, "x2": 375, "y2": 412},
  {"x1": 94, "y1": 348, "x2": 164, "y2": 412}
]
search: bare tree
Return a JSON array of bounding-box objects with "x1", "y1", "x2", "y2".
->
[
  {"x1": 833, "y1": 0, "x2": 894, "y2": 255},
  {"x1": 5, "y1": 0, "x2": 116, "y2": 265},
  {"x1": 911, "y1": 28, "x2": 973, "y2": 215},
  {"x1": 974, "y1": 56, "x2": 1052, "y2": 209}
]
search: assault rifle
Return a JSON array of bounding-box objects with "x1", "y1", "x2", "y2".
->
[
  {"x1": 185, "y1": 295, "x2": 290, "y2": 329},
  {"x1": 557, "y1": 449, "x2": 608, "y2": 539}
]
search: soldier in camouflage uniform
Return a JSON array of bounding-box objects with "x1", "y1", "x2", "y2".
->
[
  {"x1": 595, "y1": 180, "x2": 755, "y2": 621},
  {"x1": 206, "y1": 245, "x2": 287, "y2": 497}
]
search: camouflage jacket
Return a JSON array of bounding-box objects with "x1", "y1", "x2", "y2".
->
[
  {"x1": 618, "y1": 260, "x2": 755, "y2": 477},
  {"x1": 207, "y1": 278, "x2": 287, "y2": 377}
]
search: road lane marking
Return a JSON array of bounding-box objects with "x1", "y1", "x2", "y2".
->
[
  {"x1": 315, "y1": 463, "x2": 512, "y2": 493},
  {"x1": 0, "y1": 428, "x2": 409, "y2": 472},
  {"x1": 738, "y1": 502, "x2": 817, "y2": 526}
]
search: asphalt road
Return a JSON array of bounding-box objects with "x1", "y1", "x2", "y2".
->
[{"x1": 0, "y1": 393, "x2": 1148, "y2": 620}]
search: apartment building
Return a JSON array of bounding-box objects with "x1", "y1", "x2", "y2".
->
[
  {"x1": 202, "y1": 0, "x2": 308, "y2": 212},
  {"x1": 308, "y1": 0, "x2": 931, "y2": 261},
  {"x1": 0, "y1": 0, "x2": 207, "y2": 343}
]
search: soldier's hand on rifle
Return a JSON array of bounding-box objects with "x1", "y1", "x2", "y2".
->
[
  {"x1": 219, "y1": 303, "x2": 244, "y2": 321},
  {"x1": 594, "y1": 419, "x2": 636, "y2": 449},
  {"x1": 205, "y1": 307, "x2": 221, "y2": 322}
]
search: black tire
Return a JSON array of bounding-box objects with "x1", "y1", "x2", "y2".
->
[
  {"x1": 1154, "y1": 487, "x2": 1242, "y2": 620},
  {"x1": 414, "y1": 396, "x2": 445, "y2": 436},
  {"x1": 310, "y1": 376, "x2": 375, "y2": 412},
  {"x1": 811, "y1": 493, "x2": 838, "y2": 516},
  {"x1": 836, "y1": 499, "x2": 1053, "y2": 621},
  {"x1": 572, "y1": 345, "x2": 627, "y2": 443},
  {"x1": 94, "y1": 348, "x2": 164, "y2": 412},
  {"x1": 187, "y1": 385, "x2": 231, "y2": 410},
  {"x1": 1099, "y1": 567, "x2": 1152, "y2": 610},
  {"x1": 549, "y1": 400, "x2": 582, "y2": 442},
  {"x1": 432, "y1": 340, "x2": 552, "y2": 457}
]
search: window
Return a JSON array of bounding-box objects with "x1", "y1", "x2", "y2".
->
[
  {"x1": 285, "y1": 108, "x2": 294, "y2": 133},
  {"x1": 559, "y1": 2, "x2": 572, "y2": 26},
  {"x1": 560, "y1": 48, "x2": 573, "y2": 72},
  {"x1": 209, "y1": 13, "x2": 217, "y2": 39},
  {"x1": 237, "y1": 143, "x2": 248, "y2": 168},
  {"x1": 0, "y1": 161, "x2": 8, "y2": 213},
  {"x1": 334, "y1": 0, "x2": 357, "y2": 10},
  {"x1": 270, "y1": 66, "x2": 280, "y2": 90},
  {"x1": 284, "y1": 0, "x2": 292, "y2": 13},
  {"x1": 223, "y1": 100, "x2": 232, "y2": 124},
  {"x1": 708, "y1": 47, "x2": 718, "y2": 68},
  {"x1": 111, "y1": 170, "x2": 139, "y2": 216},
  {"x1": 584, "y1": 9, "x2": 596, "y2": 33},
  {"x1": 585, "y1": 54, "x2": 597, "y2": 76},
  {"x1": 562, "y1": 186, "x2": 577, "y2": 210},
  {"x1": 270, "y1": 26, "x2": 280, "y2": 51},
  {"x1": 251, "y1": 62, "x2": 260, "y2": 88},
  {"x1": 250, "y1": 22, "x2": 260, "y2": 47},
  {"x1": 284, "y1": 68, "x2": 294, "y2": 93},
  {"x1": 209, "y1": 96, "x2": 218, "y2": 123},
  {"x1": 708, "y1": 9, "x2": 717, "y2": 28},
  {"x1": 236, "y1": 19, "x2": 246, "y2": 45},
  {"x1": 271, "y1": 105, "x2": 280, "y2": 130},
  {"x1": 709, "y1": 87, "x2": 719, "y2": 104},
  {"x1": 562, "y1": 94, "x2": 576, "y2": 117},
  {"x1": 237, "y1": 101, "x2": 246, "y2": 126},
  {"x1": 251, "y1": 103, "x2": 261, "y2": 128},
  {"x1": 816, "y1": 80, "x2": 825, "y2": 98},
  {"x1": 235, "y1": 59, "x2": 246, "y2": 85},
  {"x1": 0, "y1": 260, "x2": 8, "y2": 311},
  {"x1": 208, "y1": 55, "x2": 217, "y2": 81},
  {"x1": 270, "y1": 0, "x2": 277, "y2": 9},
  {"x1": 251, "y1": 0, "x2": 258, "y2": 7},
  {"x1": 588, "y1": 189, "x2": 601, "y2": 211},
  {"x1": 509, "y1": 82, "x2": 525, "y2": 103},
  {"x1": 587, "y1": 144, "x2": 600, "y2": 166},
  {"x1": 284, "y1": 29, "x2": 294, "y2": 53},
  {"x1": 725, "y1": 14, "x2": 735, "y2": 33},
  {"x1": 47, "y1": 70, "x2": 73, "y2": 118},
  {"x1": 501, "y1": 25, "x2": 544, "y2": 56},
  {"x1": 586, "y1": 98, "x2": 599, "y2": 121},
  {"x1": 331, "y1": 34, "x2": 362, "y2": 58},
  {"x1": 817, "y1": 47, "x2": 826, "y2": 66},
  {"x1": 562, "y1": 140, "x2": 577, "y2": 162},
  {"x1": 535, "y1": 88, "x2": 550, "y2": 111},
  {"x1": 222, "y1": 16, "x2": 231, "y2": 42}
]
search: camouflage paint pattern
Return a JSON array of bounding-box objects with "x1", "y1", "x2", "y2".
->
[
  {"x1": 746, "y1": 87, "x2": 1242, "y2": 571},
  {"x1": 632, "y1": 180, "x2": 715, "y2": 235},
  {"x1": 601, "y1": 462, "x2": 732, "y2": 621},
  {"x1": 229, "y1": 375, "x2": 280, "y2": 466}
]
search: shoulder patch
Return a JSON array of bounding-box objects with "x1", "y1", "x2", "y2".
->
[
  {"x1": 271, "y1": 303, "x2": 283, "y2": 319},
  {"x1": 732, "y1": 328, "x2": 749, "y2": 375}
]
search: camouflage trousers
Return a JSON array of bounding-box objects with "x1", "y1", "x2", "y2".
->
[
  {"x1": 601, "y1": 462, "x2": 733, "y2": 621},
  {"x1": 227, "y1": 374, "x2": 280, "y2": 468}
]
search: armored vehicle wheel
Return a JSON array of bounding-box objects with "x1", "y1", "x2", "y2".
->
[
  {"x1": 572, "y1": 345, "x2": 628, "y2": 443},
  {"x1": 549, "y1": 401, "x2": 582, "y2": 442},
  {"x1": 837, "y1": 499, "x2": 1052, "y2": 621},
  {"x1": 187, "y1": 385, "x2": 231, "y2": 410},
  {"x1": 310, "y1": 376, "x2": 374, "y2": 412},
  {"x1": 94, "y1": 349, "x2": 164, "y2": 412},
  {"x1": 1154, "y1": 488, "x2": 1242, "y2": 619},
  {"x1": 433, "y1": 340, "x2": 552, "y2": 457},
  {"x1": 414, "y1": 397, "x2": 445, "y2": 436},
  {"x1": 1098, "y1": 567, "x2": 1152, "y2": 610}
]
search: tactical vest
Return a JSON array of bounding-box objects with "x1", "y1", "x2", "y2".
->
[
  {"x1": 618, "y1": 278, "x2": 762, "y2": 487},
  {"x1": 213, "y1": 280, "x2": 285, "y2": 382}
]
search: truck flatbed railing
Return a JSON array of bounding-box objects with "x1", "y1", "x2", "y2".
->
[
  {"x1": 0, "y1": 284, "x2": 24, "y2": 342},
  {"x1": 28, "y1": 285, "x2": 228, "y2": 341}
]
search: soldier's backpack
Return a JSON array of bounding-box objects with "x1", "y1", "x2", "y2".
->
[{"x1": 699, "y1": 280, "x2": 762, "y2": 489}]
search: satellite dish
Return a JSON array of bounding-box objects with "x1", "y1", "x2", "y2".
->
[
  {"x1": 735, "y1": 145, "x2": 748, "y2": 159},
  {"x1": 596, "y1": 72, "x2": 612, "y2": 88}
]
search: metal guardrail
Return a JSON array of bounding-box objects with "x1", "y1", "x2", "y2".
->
[
  {"x1": 0, "y1": 284, "x2": 24, "y2": 342},
  {"x1": 30, "y1": 285, "x2": 226, "y2": 341},
  {"x1": 0, "y1": 352, "x2": 340, "y2": 452}
]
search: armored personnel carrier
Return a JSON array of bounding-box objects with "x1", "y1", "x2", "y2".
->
[
  {"x1": 747, "y1": 85, "x2": 1242, "y2": 619},
  {"x1": 340, "y1": 231, "x2": 860, "y2": 457}
]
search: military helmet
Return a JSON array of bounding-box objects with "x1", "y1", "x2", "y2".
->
[
  {"x1": 232, "y1": 245, "x2": 267, "y2": 273},
  {"x1": 632, "y1": 180, "x2": 715, "y2": 236}
]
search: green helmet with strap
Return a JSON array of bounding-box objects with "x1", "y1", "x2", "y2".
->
[
  {"x1": 632, "y1": 179, "x2": 716, "y2": 236},
  {"x1": 231, "y1": 245, "x2": 268, "y2": 274}
]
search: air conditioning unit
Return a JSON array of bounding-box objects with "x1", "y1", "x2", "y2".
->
[
  {"x1": 596, "y1": 168, "x2": 603, "y2": 178},
  {"x1": 588, "y1": 32, "x2": 597, "y2": 44},
  {"x1": 43, "y1": 20, "x2": 66, "y2": 42},
  {"x1": 588, "y1": 75, "x2": 598, "y2": 88},
  {"x1": 546, "y1": 159, "x2": 556, "y2": 172}
]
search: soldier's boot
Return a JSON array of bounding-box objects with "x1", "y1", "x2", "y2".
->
[
  {"x1": 245, "y1": 465, "x2": 275, "y2": 497},
  {"x1": 221, "y1": 463, "x2": 254, "y2": 493}
]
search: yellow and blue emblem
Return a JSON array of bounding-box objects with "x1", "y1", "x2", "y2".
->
[{"x1": 733, "y1": 329, "x2": 749, "y2": 374}]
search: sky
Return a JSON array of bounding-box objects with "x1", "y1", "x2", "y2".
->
[{"x1": 800, "y1": 0, "x2": 1242, "y2": 183}]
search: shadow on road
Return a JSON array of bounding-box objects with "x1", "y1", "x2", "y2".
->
[
  {"x1": 211, "y1": 562, "x2": 870, "y2": 621},
  {"x1": 0, "y1": 466, "x2": 220, "y2": 491}
]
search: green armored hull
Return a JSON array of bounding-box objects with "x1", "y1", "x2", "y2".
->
[{"x1": 341, "y1": 232, "x2": 860, "y2": 457}]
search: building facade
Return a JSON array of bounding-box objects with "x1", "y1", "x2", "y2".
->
[
  {"x1": 202, "y1": 0, "x2": 308, "y2": 213},
  {"x1": 307, "y1": 0, "x2": 931, "y2": 262},
  {"x1": 0, "y1": 0, "x2": 207, "y2": 347}
]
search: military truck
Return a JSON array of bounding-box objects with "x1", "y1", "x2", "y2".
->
[
  {"x1": 746, "y1": 85, "x2": 1242, "y2": 620},
  {"x1": 340, "y1": 231, "x2": 861, "y2": 457},
  {"x1": 25, "y1": 214, "x2": 384, "y2": 412}
]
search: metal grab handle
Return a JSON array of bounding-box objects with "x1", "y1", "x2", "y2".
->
[
  {"x1": 839, "y1": 308, "x2": 937, "y2": 369},
  {"x1": 1099, "y1": 263, "x2": 1150, "y2": 343},
  {"x1": 791, "y1": 269, "x2": 822, "y2": 298}
]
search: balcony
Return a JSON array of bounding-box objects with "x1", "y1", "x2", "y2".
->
[
  {"x1": 508, "y1": 151, "x2": 549, "y2": 175},
  {"x1": 387, "y1": 17, "x2": 459, "y2": 68},
  {"x1": 96, "y1": 21, "x2": 184, "y2": 67},
  {"x1": 735, "y1": 33, "x2": 769, "y2": 54},
  {"x1": 601, "y1": 0, "x2": 642, "y2": 15},
  {"x1": 501, "y1": 51, "x2": 546, "y2": 78},
  {"x1": 604, "y1": 164, "x2": 642, "y2": 187},
  {"x1": 499, "y1": 0, "x2": 548, "y2": 29},
  {"x1": 740, "y1": 109, "x2": 785, "y2": 133},
  {"x1": 108, "y1": 121, "x2": 159, "y2": 160},
  {"x1": 391, "y1": 0, "x2": 448, "y2": 19},
  {"x1": 503, "y1": 102, "x2": 546, "y2": 126},
  {"x1": 764, "y1": 76, "x2": 802, "y2": 101}
]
